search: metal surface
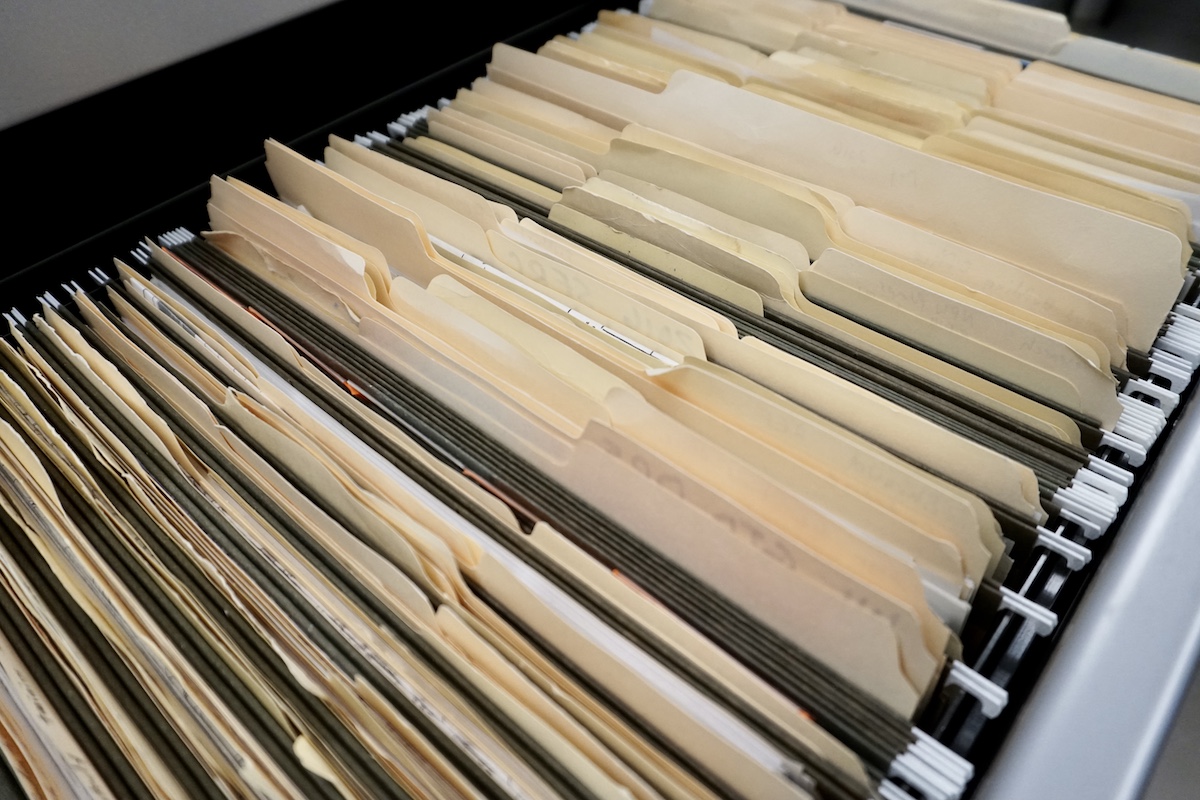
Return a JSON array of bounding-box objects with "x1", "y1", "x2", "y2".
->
[{"x1": 976, "y1": 391, "x2": 1200, "y2": 800}]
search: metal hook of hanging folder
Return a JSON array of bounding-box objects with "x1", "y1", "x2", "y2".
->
[
  {"x1": 945, "y1": 661, "x2": 1009, "y2": 720},
  {"x1": 998, "y1": 587, "x2": 1058, "y2": 636},
  {"x1": 1035, "y1": 526, "x2": 1091, "y2": 571}
]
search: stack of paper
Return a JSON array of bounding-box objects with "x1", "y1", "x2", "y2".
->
[{"x1": 0, "y1": 3, "x2": 1196, "y2": 799}]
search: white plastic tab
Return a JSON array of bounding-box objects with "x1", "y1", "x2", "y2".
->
[
  {"x1": 1036, "y1": 526, "x2": 1092, "y2": 571},
  {"x1": 1054, "y1": 487, "x2": 1116, "y2": 535},
  {"x1": 1156, "y1": 335, "x2": 1200, "y2": 368},
  {"x1": 946, "y1": 661, "x2": 1009, "y2": 720},
  {"x1": 1163, "y1": 318, "x2": 1200, "y2": 341},
  {"x1": 1149, "y1": 353, "x2": 1194, "y2": 391},
  {"x1": 1116, "y1": 401, "x2": 1165, "y2": 434},
  {"x1": 999, "y1": 587, "x2": 1058, "y2": 636},
  {"x1": 1167, "y1": 328, "x2": 1200, "y2": 351},
  {"x1": 1125, "y1": 378, "x2": 1179, "y2": 415},
  {"x1": 1117, "y1": 395, "x2": 1169, "y2": 433},
  {"x1": 1115, "y1": 409, "x2": 1160, "y2": 438},
  {"x1": 1073, "y1": 468, "x2": 1128, "y2": 506},
  {"x1": 1153, "y1": 348, "x2": 1194, "y2": 374},
  {"x1": 879, "y1": 780, "x2": 919, "y2": 800},
  {"x1": 1112, "y1": 417, "x2": 1157, "y2": 451},
  {"x1": 1175, "y1": 302, "x2": 1200, "y2": 321},
  {"x1": 1068, "y1": 482, "x2": 1121, "y2": 520},
  {"x1": 1169, "y1": 314, "x2": 1200, "y2": 336},
  {"x1": 1059, "y1": 508, "x2": 1103, "y2": 540},
  {"x1": 890, "y1": 753, "x2": 959, "y2": 800},
  {"x1": 1115, "y1": 402, "x2": 1161, "y2": 431},
  {"x1": 1113, "y1": 402, "x2": 1171, "y2": 441},
  {"x1": 1088, "y1": 455, "x2": 1134, "y2": 487},
  {"x1": 1100, "y1": 431, "x2": 1148, "y2": 468},
  {"x1": 912, "y1": 728, "x2": 975, "y2": 784},
  {"x1": 1051, "y1": 491, "x2": 1104, "y2": 529}
]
